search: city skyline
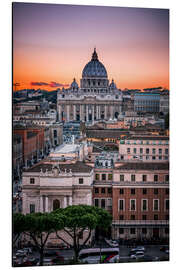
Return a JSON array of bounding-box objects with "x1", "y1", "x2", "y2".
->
[{"x1": 13, "y1": 3, "x2": 169, "y2": 91}]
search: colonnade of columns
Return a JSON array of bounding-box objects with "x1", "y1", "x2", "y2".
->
[
  {"x1": 39, "y1": 195, "x2": 73, "y2": 212},
  {"x1": 58, "y1": 103, "x2": 122, "y2": 122}
]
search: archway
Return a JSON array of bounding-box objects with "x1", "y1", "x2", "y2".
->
[
  {"x1": 53, "y1": 199, "x2": 60, "y2": 211},
  {"x1": 114, "y1": 112, "x2": 119, "y2": 119}
]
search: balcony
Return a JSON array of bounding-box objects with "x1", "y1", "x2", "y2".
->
[{"x1": 112, "y1": 220, "x2": 169, "y2": 227}]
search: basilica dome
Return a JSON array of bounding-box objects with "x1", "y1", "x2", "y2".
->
[{"x1": 82, "y1": 48, "x2": 107, "y2": 78}]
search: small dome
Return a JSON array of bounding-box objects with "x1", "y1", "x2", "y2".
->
[
  {"x1": 71, "y1": 78, "x2": 79, "y2": 89},
  {"x1": 109, "y1": 79, "x2": 117, "y2": 89},
  {"x1": 82, "y1": 48, "x2": 107, "y2": 78}
]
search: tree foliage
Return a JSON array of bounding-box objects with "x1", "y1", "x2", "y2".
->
[{"x1": 51, "y1": 205, "x2": 112, "y2": 261}]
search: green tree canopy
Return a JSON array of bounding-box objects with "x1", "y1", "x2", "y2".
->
[{"x1": 51, "y1": 205, "x2": 112, "y2": 261}]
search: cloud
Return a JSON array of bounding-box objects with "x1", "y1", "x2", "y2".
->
[
  {"x1": 31, "y1": 82, "x2": 49, "y2": 86},
  {"x1": 49, "y1": 81, "x2": 69, "y2": 88},
  {"x1": 30, "y1": 81, "x2": 69, "y2": 88}
]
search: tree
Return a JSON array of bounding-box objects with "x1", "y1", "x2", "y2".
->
[
  {"x1": 13, "y1": 212, "x2": 64, "y2": 266},
  {"x1": 51, "y1": 205, "x2": 112, "y2": 262},
  {"x1": 13, "y1": 213, "x2": 26, "y2": 246}
]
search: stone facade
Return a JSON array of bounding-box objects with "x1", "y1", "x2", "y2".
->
[{"x1": 57, "y1": 49, "x2": 123, "y2": 123}]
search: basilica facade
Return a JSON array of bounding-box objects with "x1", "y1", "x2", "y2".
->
[{"x1": 57, "y1": 49, "x2": 123, "y2": 123}]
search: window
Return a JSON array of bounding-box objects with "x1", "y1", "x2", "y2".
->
[
  {"x1": 142, "y1": 175, "x2": 147, "y2": 182},
  {"x1": 153, "y1": 199, "x2": 159, "y2": 211},
  {"x1": 154, "y1": 214, "x2": 158, "y2": 220},
  {"x1": 165, "y1": 228, "x2": 169, "y2": 234},
  {"x1": 154, "y1": 188, "x2": 158, "y2": 195},
  {"x1": 142, "y1": 188, "x2": 147, "y2": 195},
  {"x1": 131, "y1": 188, "x2": 135, "y2": 195},
  {"x1": 152, "y1": 148, "x2": 156, "y2": 154},
  {"x1": 131, "y1": 215, "x2": 135, "y2": 220},
  {"x1": 108, "y1": 174, "x2": 113, "y2": 180},
  {"x1": 101, "y1": 188, "x2": 105, "y2": 194},
  {"x1": 165, "y1": 175, "x2": 169, "y2": 182},
  {"x1": 152, "y1": 156, "x2": 156, "y2": 160},
  {"x1": 146, "y1": 155, "x2": 149, "y2": 160},
  {"x1": 102, "y1": 174, "x2": 106, "y2": 181},
  {"x1": 30, "y1": 178, "x2": 35, "y2": 184},
  {"x1": 120, "y1": 175, "x2": 124, "y2": 182},
  {"x1": 30, "y1": 204, "x2": 35, "y2": 213},
  {"x1": 108, "y1": 188, "x2": 112, "y2": 194},
  {"x1": 79, "y1": 178, "x2": 83, "y2": 184},
  {"x1": 159, "y1": 156, "x2": 162, "y2": 160},
  {"x1": 165, "y1": 199, "x2": 169, "y2": 210},
  {"x1": 133, "y1": 148, "x2": 136, "y2": 154},
  {"x1": 159, "y1": 148, "x2": 162, "y2": 154},
  {"x1": 119, "y1": 199, "x2": 124, "y2": 211},
  {"x1": 140, "y1": 148, "x2": 143, "y2": 154},
  {"x1": 146, "y1": 148, "x2": 149, "y2": 154},
  {"x1": 119, "y1": 188, "x2": 124, "y2": 195},
  {"x1": 131, "y1": 175, "x2": 136, "y2": 182},
  {"x1": 142, "y1": 228, "x2": 147, "y2": 234},
  {"x1": 101, "y1": 199, "x2": 105, "y2": 208},
  {"x1": 53, "y1": 199, "x2": 60, "y2": 211},
  {"x1": 127, "y1": 148, "x2": 130, "y2": 154},
  {"x1": 94, "y1": 199, "x2": 99, "y2": 207},
  {"x1": 142, "y1": 215, "x2": 147, "y2": 220},
  {"x1": 95, "y1": 188, "x2": 99, "y2": 194},
  {"x1": 130, "y1": 228, "x2": 136, "y2": 235},
  {"x1": 95, "y1": 174, "x2": 99, "y2": 180},
  {"x1": 119, "y1": 215, "x2": 124, "y2": 220},
  {"x1": 119, "y1": 228, "x2": 124, "y2": 234},
  {"x1": 165, "y1": 148, "x2": 169, "y2": 155},
  {"x1": 130, "y1": 199, "x2": 136, "y2": 211},
  {"x1": 142, "y1": 199, "x2": 148, "y2": 211},
  {"x1": 165, "y1": 188, "x2": 169, "y2": 195},
  {"x1": 154, "y1": 175, "x2": 158, "y2": 182}
]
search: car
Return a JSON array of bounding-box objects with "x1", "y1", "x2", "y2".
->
[
  {"x1": 130, "y1": 251, "x2": 144, "y2": 259},
  {"x1": 44, "y1": 250, "x2": 61, "y2": 257},
  {"x1": 160, "y1": 245, "x2": 169, "y2": 252},
  {"x1": 15, "y1": 250, "x2": 27, "y2": 257},
  {"x1": 51, "y1": 256, "x2": 64, "y2": 265},
  {"x1": 23, "y1": 247, "x2": 33, "y2": 254},
  {"x1": 131, "y1": 246, "x2": 145, "y2": 252},
  {"x1": 36, "y1": 258, "x2": 53, "y2": 266}
]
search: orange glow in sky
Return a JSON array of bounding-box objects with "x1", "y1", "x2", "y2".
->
[{"x1": 13, "y1": 3, "x2": 169, "y2": 91}]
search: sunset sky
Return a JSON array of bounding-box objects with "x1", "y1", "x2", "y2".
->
[{"x1": 13, "y1": 3, "x2": 169, "y2": 91}]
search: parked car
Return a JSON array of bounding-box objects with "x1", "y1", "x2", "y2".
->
[
  {"x1": 105, "y1": 238, "x2": 119, "y2": 247},
  {"x1": 51, "y1": 256, "x2": 64, "y2": 265},
  {"x1": 160, "y1": 245, "x2": 169, "y2": 252},
  {"x1": 130, "y1": 251, "x2": 144, "y2": 259},
  {"x1": 44, "y1": 250, "x2": 61, "y2": 257},
  {"x1": 23, "y1": 247, "x2": 33, "y2": 254},
  {"x1": 131, "y1": 246, "x2": 146, "y2": 252},
  {"x1": 15, "y1": 250, "x2": 27, "y2": 257}
]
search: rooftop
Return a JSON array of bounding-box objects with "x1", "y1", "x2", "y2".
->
[
  {"x1": 116, "y1": 162, "x2": 169, "y2": 171},
  {"x1": 24, "y1": 161, "x2": 92, "y2": 173}
]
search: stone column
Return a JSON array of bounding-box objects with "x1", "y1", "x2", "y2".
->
[
  {"x1": 58, "y1": 105, "x2": 62, "y2": 122},
  {"x1": 69, "y1": 196, "x2": 72, "y2": 206},
  {"x1": 45, "y1": 196, "x2": 49, "y2": 212},
  {"x1": 92, "y1": 105, "x2": 94, "y2": 123},
  {"x1": 73, "y1": 105, "x2": 76, "y2": 120},
  {"x1": 110, "y1": 105, "x2": 113, "y2": 119},
  {"x1": 64, "y1": 196, "x2": 67, "y2": 208},
  {"x1": 67, "y1": 105, "x2": 70, "y2": 122},
  {"x1": 86, "y1": 105, "x2": 89, "y2": 122},
  {"x1": 105, "y1": 105, "x2": 107, "y2": 120},
  {"x1": 40, "y1": 196, "x2": 43, "y2": 212}
]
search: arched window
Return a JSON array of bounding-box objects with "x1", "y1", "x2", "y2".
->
[{"x1": 53, "y1": 199, "x2": 60, "y2": 211}]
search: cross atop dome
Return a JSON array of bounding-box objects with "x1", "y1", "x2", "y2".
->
[{"x1": 92, "y1": 47, "x2": 98, "y2": 61}]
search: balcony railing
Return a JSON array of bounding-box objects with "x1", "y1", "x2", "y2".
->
[{"x1": 112, "y1": 220, "x2": 169, "y2": 226}]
